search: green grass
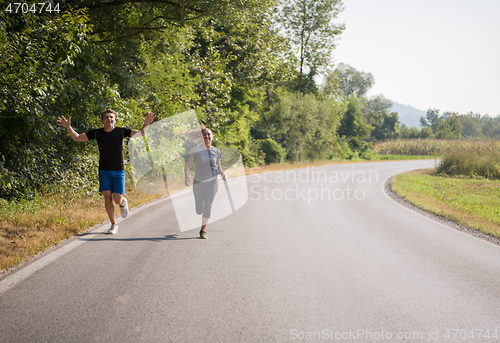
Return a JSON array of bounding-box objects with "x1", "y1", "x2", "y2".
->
[{"x1": 392, "y1": 168, "x2": 500, "y2": 238}]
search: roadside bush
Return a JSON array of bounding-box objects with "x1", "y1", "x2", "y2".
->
[
  {"x1": 437, "y1": 147, "x2": 500, "y2": 180},
  {"x1": 255, "y1": 138, "x2": 286, "y2": 164}
]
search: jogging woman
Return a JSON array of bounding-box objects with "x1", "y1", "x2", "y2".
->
[{"x1": 184, "y1": 128, "x2": 226, "y2": 239}]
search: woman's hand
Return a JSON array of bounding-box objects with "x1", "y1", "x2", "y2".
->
[{"x1": 185, "y1": 177, "x2": 190, "y2": 186}]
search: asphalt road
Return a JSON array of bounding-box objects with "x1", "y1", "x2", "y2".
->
[{"x1": 1, "y1": 160, "x2": 500, "y2": 343}]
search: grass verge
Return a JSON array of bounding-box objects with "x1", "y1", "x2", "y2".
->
[{"x1": 392, "y1": 168, "x2": 500, "y2": 239}]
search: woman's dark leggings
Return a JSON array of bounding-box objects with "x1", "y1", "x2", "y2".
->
[{"x1": 193, "y1": 179, "x2": 218, "y2": 218}]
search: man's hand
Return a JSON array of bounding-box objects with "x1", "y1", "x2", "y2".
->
[
  {"x1": 56, "y1": 115, "x2": 88, "y2": 142},
  {"x1": 131, "y1": 112, "x2": 156, "y2": 138},
  {"x1": 57, "y1": 116, "x2": 71, "y2": 129},
  {"x1": 142, "y1": 112, "x2": 156, "y2": 127}
]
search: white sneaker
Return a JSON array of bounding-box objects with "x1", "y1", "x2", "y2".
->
[
  {"x1": 107, "y1": 224, "x2": 119, "y2": 235},
  {"x1": 120, "y1": 198, "x2": 129, "y2": 218}
]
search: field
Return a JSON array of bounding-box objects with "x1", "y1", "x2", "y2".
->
[{"x1": 375, "y1": 139, "x2": 500, "y2": 157}]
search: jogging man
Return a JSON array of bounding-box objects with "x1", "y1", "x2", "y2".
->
[{"x1": 57, "y1": 109, "x2": 156, "y2": 234}]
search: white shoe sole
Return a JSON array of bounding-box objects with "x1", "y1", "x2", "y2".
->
[{"x1": 120, "y1": 198, "x2": 129, "y2": 218}]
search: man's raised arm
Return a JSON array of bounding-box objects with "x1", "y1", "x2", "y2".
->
[
  {"x1": 131, "y1": 112, "x2": 156, "y2": 138},
  {"x1": 57, "y1": 116, "x2": 89, "y2": 142}
]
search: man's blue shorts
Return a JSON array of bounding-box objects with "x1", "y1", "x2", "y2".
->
[{"x1": 98, "y1": 170, "x2": 125, "y2": 195}]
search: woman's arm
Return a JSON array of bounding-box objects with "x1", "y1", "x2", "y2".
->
[
  {"x1": 184, "y1": 154, "x2": 195, "y2": 186},
  {"x1": 217, "y1": 159, "x2": 227, "y2": 181}
]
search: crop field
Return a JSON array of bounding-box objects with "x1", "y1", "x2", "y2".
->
[{"x1": 374, "y1": 139, "x2": 500, "y2": 156}]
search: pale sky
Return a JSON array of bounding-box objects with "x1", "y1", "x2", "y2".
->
[{"x1": 332, "y1": 0, "x2": 500, "y2": 116}]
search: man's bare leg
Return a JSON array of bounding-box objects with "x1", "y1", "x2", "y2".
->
[{"x1": 103, "y1": 191, "x2": 116, "y2": 224}]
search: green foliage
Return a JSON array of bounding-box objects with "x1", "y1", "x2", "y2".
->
[
  {"x1": 337, "y1": 95, "x2": 373, "y2": 155},
  {"x1": 0, "y1": 8, "x2": 98, "y2": 137},
  {"x1": 331, "y1": 63, "x2": 375, "y2": 97},
  {"x1": 71, "y1": 0, "x2": 278, "y2": 37},
  {"x1": 419, "y1": 109, "x2": 462, "y2": 139},
  {"x1": 139, "y1": 49, "x2": 200, "y2": 117},
  {"x1": 480, "y1": 115, "x2": 500, "y2": 139},
  {"x1": 254, "y1": 91, "x2": 346, "y2": 162},
  {"x1": 0, "y1": 0, "x2": 353, "y2": 200},
  {"x1": 0, "y1": 8, "x2": 106, "y2": 199},
  {"x1": 277, "y1": 0, "x2": 344, "y2": 92},
  {"x1": 254, "y1": 138, "x2": 286, "y2": 164},
  {"x1": 187, "y1": 11, "x2": 291, "y2": 128},
  {"x1": 459, "y1": 114, "x2": 482, "y2": 139},
  {"x1": 364, "y1": 95, "x2": 400, "y2": 141},
  {"x1": 216, "y1": 107, "x2": 263, "y2": 167},
  {"x1": 435, "y1": 113, "x2": 462, "y2": 139}
]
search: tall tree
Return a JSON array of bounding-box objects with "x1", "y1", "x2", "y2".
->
[
  {"x1": 68, "y1": 0, "x2": 277, "y2": 44},
  {"x1": 435, "y1": 113, "x2": 462, "y2": 139},
  {"x1": 338, "y1": 95, "x2": 372, "y2": 153},
  {"x1": 480, "y1": 115, "x2": 500, "y2": 140},
  {"x1": 420, "y1": 109, "x2": 442, "y2": 133},
  {"x1": 330, "y1": 63, "x2": 374, "y2": 97},
  {"x1": 278, "y1": 0, "x2": 344, "y2": 92},
  {"x1": 459, "y1": 113, "x2": 482, "y2": 139},
  {"x1": 365, "y1": 95, "x2": 400, "y2": 141}
]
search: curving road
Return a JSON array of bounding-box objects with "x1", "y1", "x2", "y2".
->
[{"x1": 1, "y1": 160, "x2": 499, "y2": 342}]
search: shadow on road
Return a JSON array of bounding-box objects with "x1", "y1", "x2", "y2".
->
[{"x1": 76, "y1": 233, "x2": 200, "y2": 242}]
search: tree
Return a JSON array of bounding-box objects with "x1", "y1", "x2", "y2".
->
[
  {"x1": 187, "y1": 11, "x2": 290, "y2": 128},
  {"x1": 364, "y1": 95, "x2": 399, "y2": 141},
  {"x1": 69, "y1": 0, "x2": 277, "y2": 41},
  {"x1": 459, "y1": 113, "x2": 482, "y2": 139},
  {"x1": 420, "y1": 109, "x2": 442, "y2": 134},
  {"x1": 330, "y1": 63, "x2": 374, "y2": 97},
  {"x1": 480, "y1": 115, "x2": 500, "y2": 140},
  {"x1": 337, "y1": 95, "x2": 372, "y2": 154},
  {"x1": 435, "y1": 113, "x2": 462, "y2": 139},
  {"x1": 254, "y1": 91, "x2": 346, "y2": 161},
  {"x1": 278, "y1": 0, "x2": 344, "y2": 92},
  {"x1": 420, "y1": 109, "x2": 462, "y2": 139},
  {"x1": 370, "y1": 112, "x2": 400, "y2": 141}
]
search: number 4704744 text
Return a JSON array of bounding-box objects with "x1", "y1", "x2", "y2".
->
[{"x1": 6, "y1": 2, "x2": 61, "y2": 14}]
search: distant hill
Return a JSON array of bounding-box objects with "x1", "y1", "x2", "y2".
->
[{"x1": 390, "y1": 102, "x2": 427, "y2": 129}]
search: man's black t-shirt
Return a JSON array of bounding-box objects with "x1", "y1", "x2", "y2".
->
[{"x1": 86, "y1": 127, "x2": 132, "y2": 170}]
